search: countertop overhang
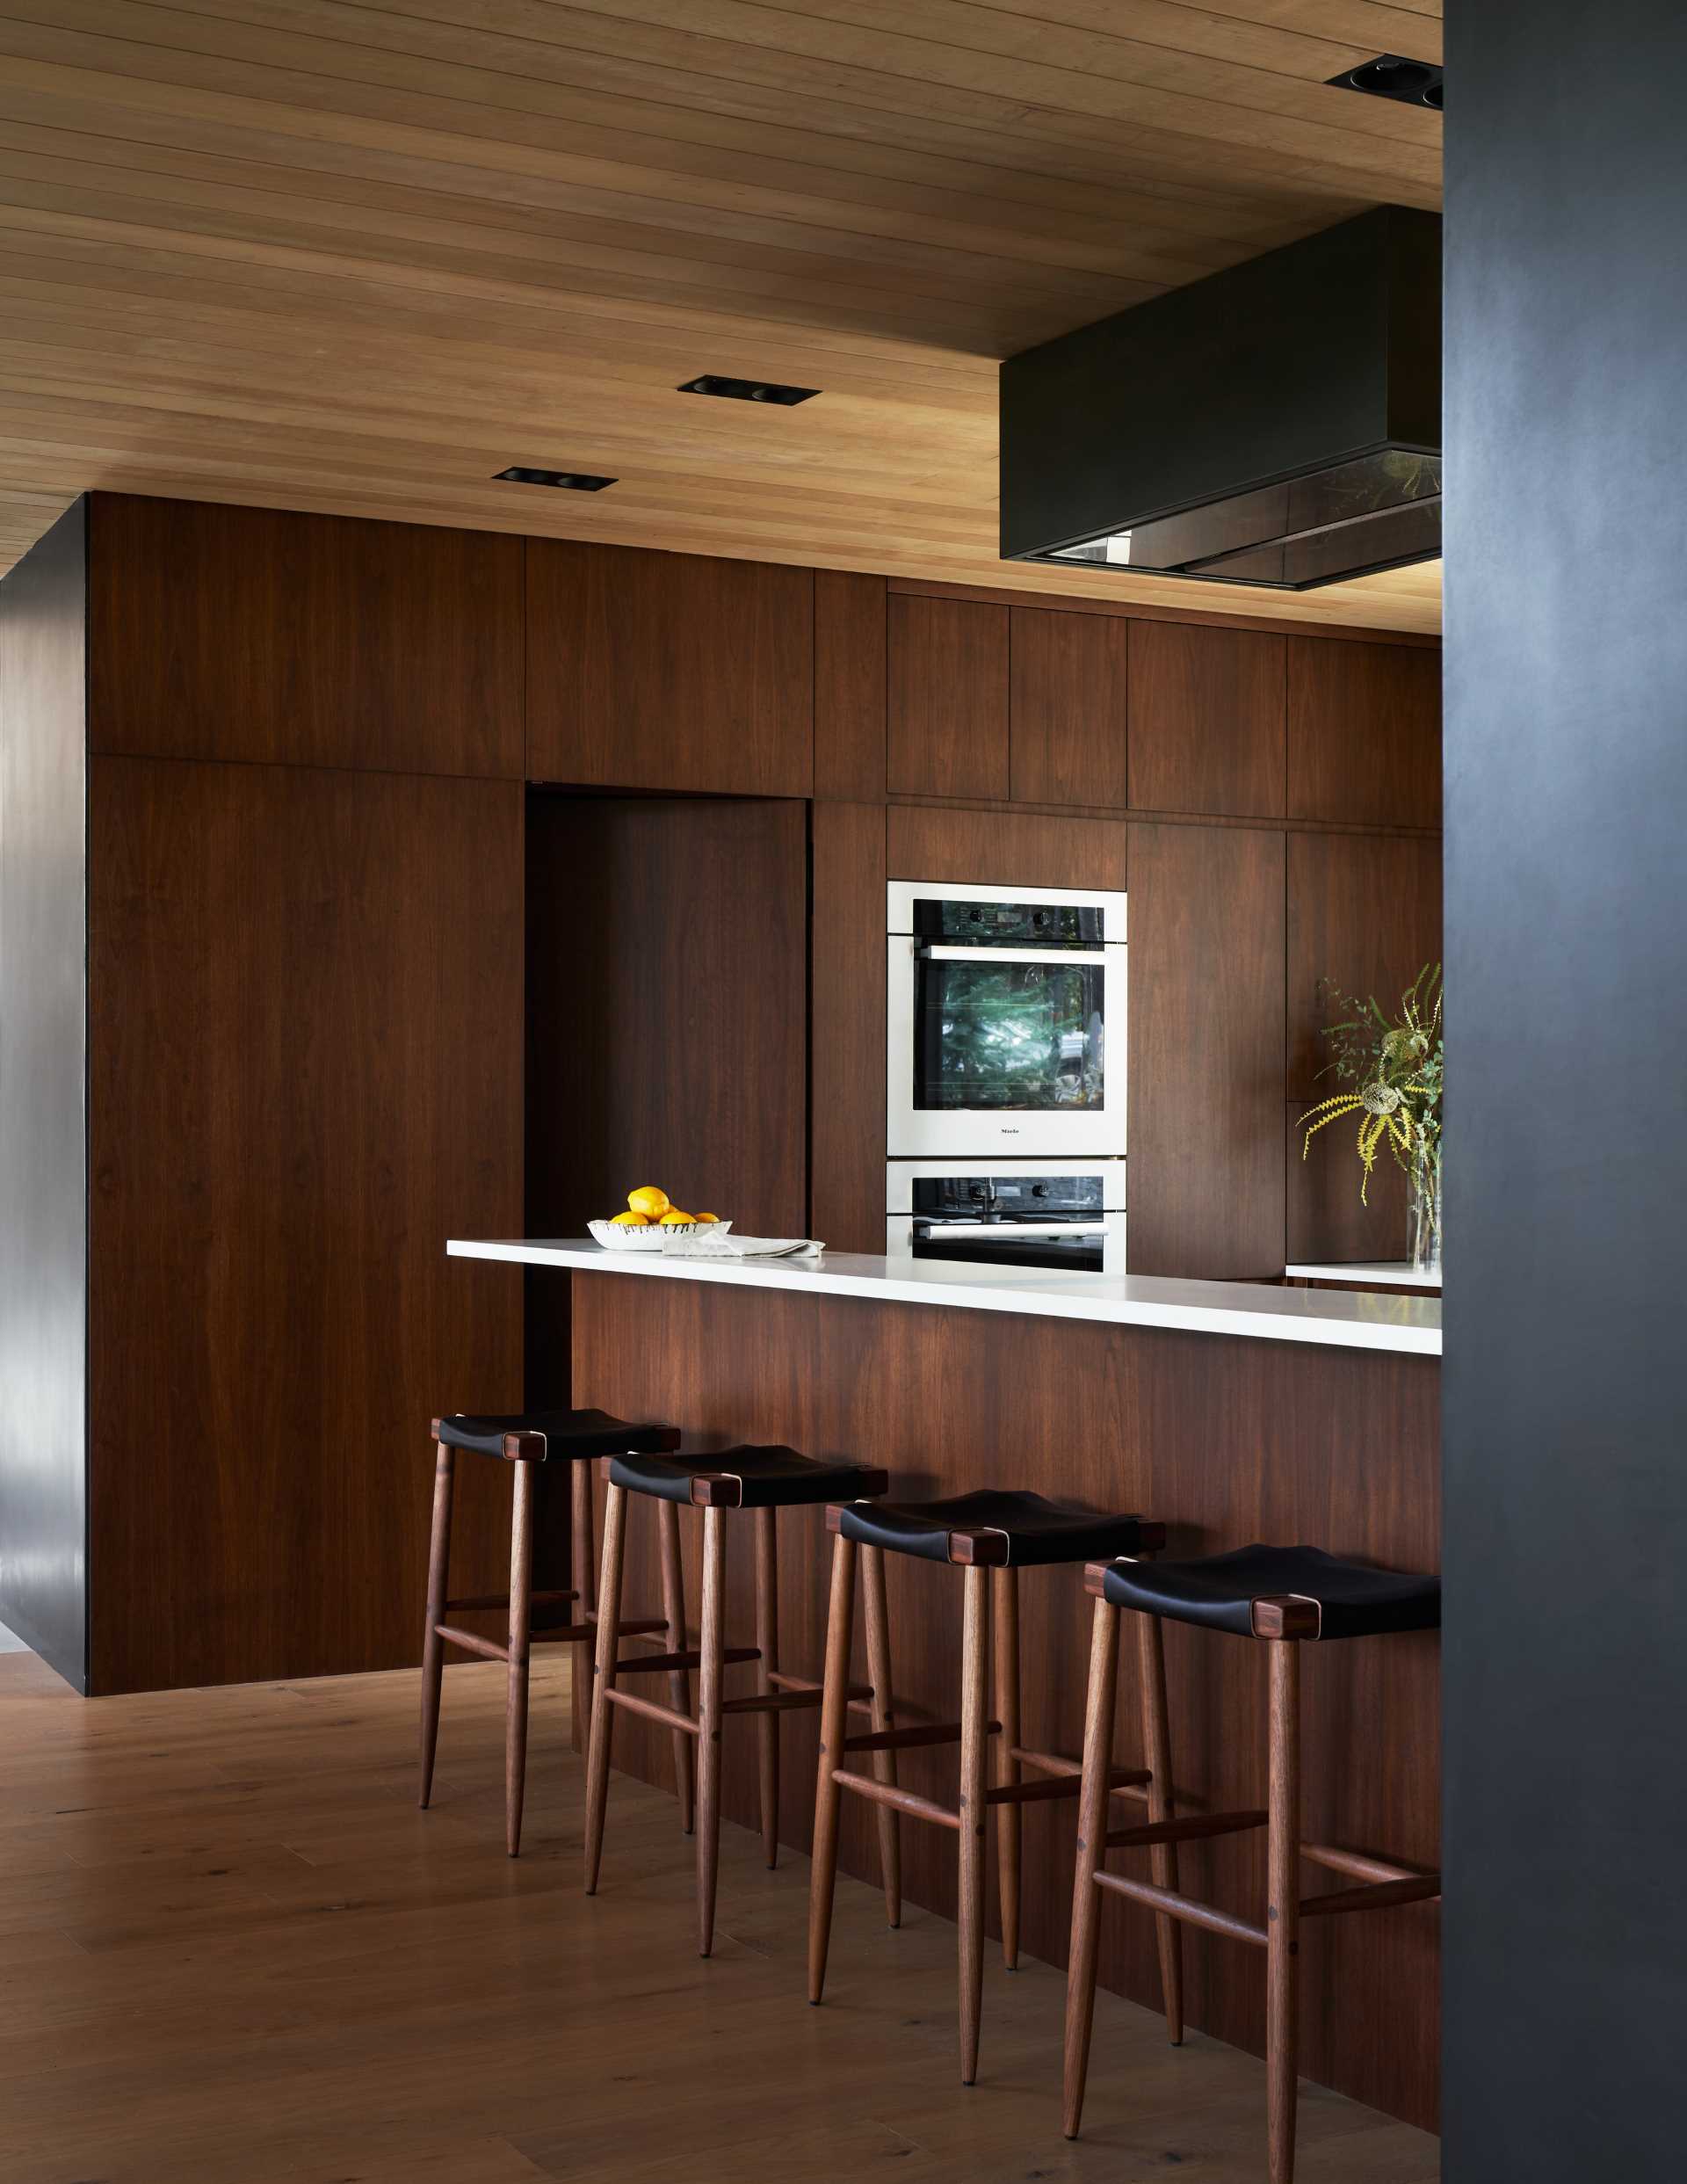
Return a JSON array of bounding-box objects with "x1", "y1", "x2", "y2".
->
[{"x1": 448, "y1": 1240, "x2": 1442, "y2": 1357}]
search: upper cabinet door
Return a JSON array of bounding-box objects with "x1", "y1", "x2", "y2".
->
[
  {"x1": 526, "y1": 541, "x2": 814, "y2": 796},
  {"x1": 1127, "y1": 620, "x2": 1285, "y2": 819},
  {"x1": 1286, "y1": 637, "x2": 1442, "y2": 829},
  {"x1": 1010, "y1": 608, "x2": 1129, "y2": 809},
  {"x1": 887, "y1": 595, "x2": 1010, "y2": 800},
  {"x1": 89, "y1": 495, "x2": 524, "y2": 779}
]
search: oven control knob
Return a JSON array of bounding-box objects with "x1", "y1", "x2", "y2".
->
[{"x1": 1032, "y1": 1184, "x2": 1049, "y2": 1198}]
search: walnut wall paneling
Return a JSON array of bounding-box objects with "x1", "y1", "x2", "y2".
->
[
  {"x1": 887, "y1": 594, "x2": 1009, "y2": 800},
  {"x1": 87, "y1": 758, "x2": 525, "y2": 1695},
  {"x1": 1287, "y1": 832, "x2": 1444, "y2": 1099},
  {"x1": 1287, "y1": 636, "x2": 1442, "y2": 828},
  {"x1": 810, "y1": 803, "x2": 887, "y2": 1255},
  {"x1": 573, "y1": 1274, "x2": 1442, "y2": 2134},
  {"x1": 1128, "y1": 620, "x2": 1286, "y2": 818},
  {"x1": 525, "y1": 796, "x2": 807, "y2": 1248},
  {"x1": 1009, "y1": 606, "x2": 1129, "y2": 809},
  {"x1": 1286, "y1": 1105, "x2": 1413, "y2": 1266},
  {"x1": 815, "y1": 570, "x2": 887, "y2": 802},
  {"x1": 525, "y1": 541, "x2": 814, "y2": 796},
  {"x1": 1126, "y1": 822, "x2": 1286, "y2": 1280},
  {"x1": 887, "y1": 804, "x2": 1127, "y2": 893},
  {"x1": 88, "y1": 496, "x2": 524, "y2": 780}
]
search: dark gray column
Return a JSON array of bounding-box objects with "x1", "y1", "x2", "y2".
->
[
  {"x1": 1444, "y1": 7, "x2": 1687, "y2": 2175},
  {"x1": 0, "y1": 498, "x2": 88, "y2": 1690}
]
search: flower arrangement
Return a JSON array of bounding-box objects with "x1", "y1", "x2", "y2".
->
[{"x1": 1300, "y1": 965, "x2": 1443, "y2": 1264}]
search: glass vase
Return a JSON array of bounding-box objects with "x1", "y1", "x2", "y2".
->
[{"x1": 1408, "y1": 1150, "x2": 1443, "y2": 1275}]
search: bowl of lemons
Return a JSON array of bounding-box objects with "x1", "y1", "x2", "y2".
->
[{"x1": 589, "y1": 1187, "x2": 730, "y2": 1252}]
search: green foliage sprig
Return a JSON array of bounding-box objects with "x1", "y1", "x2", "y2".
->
[{"x1": 1300, "y1": 965, "x2": 1442, "y2": 1205}]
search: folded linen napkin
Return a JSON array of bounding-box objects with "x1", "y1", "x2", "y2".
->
[{"x1": 660, "y1": 1230, "x2": 823, "y2": 1259}]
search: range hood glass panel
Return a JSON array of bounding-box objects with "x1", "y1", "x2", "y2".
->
[{"x1": 1046, "y1": 450, "x2": 1441, "y2": 589}]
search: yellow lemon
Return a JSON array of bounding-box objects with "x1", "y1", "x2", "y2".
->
[
  {"x1": 695, "y1": 1212, "x2": 720, "y2": 1224},
  {"x1": 610, "y1": 1209, "x2": 651, "y2": 1228},
  {"x1": 658, "y1": 1208, "x2": 696, "y2": 1227},
  {"x1": 627, "y1": 1185, "x2": 670, "y2": 1219}
]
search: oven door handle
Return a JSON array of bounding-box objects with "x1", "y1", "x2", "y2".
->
[
  {"x1": 919, "y1": 943, "x2": 1108, "y2": 965},
  {"x1": 914, "y1": 1220, "x2": 1111, "y2": 1237}
]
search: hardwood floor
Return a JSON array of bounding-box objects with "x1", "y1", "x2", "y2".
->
[{"x1": 0, "y1": 1651, "x2": 1437, "y2": 2182}]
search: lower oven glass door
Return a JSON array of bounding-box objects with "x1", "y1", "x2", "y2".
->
[
  {"x1": 911, "y1": 1220, "x2": 1109, "y2": 1273},
  {"x1": 888, "y1": 939, "x2": 1126, "y2": 1157}
]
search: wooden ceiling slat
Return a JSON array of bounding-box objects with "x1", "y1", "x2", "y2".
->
[
  {"x1": 0, "y1": 0, "x2": 1443, "y2": 625},
  {"x1": 18, "y1": 0, "x2": 1363, "y2": 259}
]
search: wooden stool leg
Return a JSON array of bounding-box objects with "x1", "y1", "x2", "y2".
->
[
  {"x1": 695, "y1": 1505, "x2": 727, "y2": 1957},
  {"x1": 958, "y1": 1563, "x2": 990, "y2": 2086},
  {"x1": 658, "y1": 1498, "x2": 695, "y2": 1837},
  {"x1": 570, "y1": 1461, "x2": 595, "y2": 1759},
  {"x1": 583, "y1": 1479, "x2": 627, "y2": 1895},
  {"x1": 1138, "y1": 1610, "x2": 1184, "y2": 2044},
  {"x1": 1062, "y1": 1593, "x2": 1119, "y2": 2138},
  {"x1": 807, "y1": 1530, "x2": 858, "y2": 2004},
  {"x1": 1267, "y1": 1638, "x2": 1302, "y2": 2184},
  {"x1": 504, "y1": 1459, "x2": 535, "y2": 1858},
  {"x1": 753, "y1": 1506, "x2": 781, "y2": 1868},
  {"x1": 860, "y1": 1543, "x2": 901, "y2": 1928},
  {"x1": 991, "y1": 1564, "x2": 1022, "y2": 1970},
  {"x1": 417, "y1": 1440, "x2": 455, "y2": 1809}
]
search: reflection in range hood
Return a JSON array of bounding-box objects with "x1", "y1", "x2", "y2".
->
[{"x1": 1000, "y1": 207, "x2": 1441, "y2": 591}]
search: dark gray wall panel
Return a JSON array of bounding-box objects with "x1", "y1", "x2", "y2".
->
[
  {"x1": 0, "y1": 501, "x2": 88, "y2": 1689},
  {"x1": 1444, "y1": 6, "x2": 1687, "y2": 2176}
]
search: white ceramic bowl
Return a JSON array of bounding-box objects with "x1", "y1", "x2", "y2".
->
[{"x1": 588, "y1": 1217, "x2": 732, "y2": 1252}]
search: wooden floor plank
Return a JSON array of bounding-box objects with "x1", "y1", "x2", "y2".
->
[{"x1": 0, "y1": 1649, "x2": 1438, "y2": 2180}]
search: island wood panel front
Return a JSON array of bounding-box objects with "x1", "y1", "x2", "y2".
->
[
  {"x1": 87, "y1": 757, "x2": 525, "y2": 1694},
  {"x1": 571, "y1": 1272, "x2": 1440, "y2": 2134}
]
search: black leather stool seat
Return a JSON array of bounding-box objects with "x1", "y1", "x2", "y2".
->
[
  {"x1": 435, "y1": 1408, "x2": 679, "y2": 1462},
  {"x1": 609, "y1": 1443, "x2": 890, "y2": 1509},
  {"x1": 838, "y1": 1489, "x2": 1162, "y2": 1569},
  {"x1": 1101, "y1": 1542, "x2": 1441, "y2": 1641}
]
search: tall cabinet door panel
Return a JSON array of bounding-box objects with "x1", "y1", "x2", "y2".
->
[
  {"x1": 1287, "y1": 637, "x2": 1441, "y2": 828},
  {"x1": 1127, "y1": 821, "x2": 1286, "y2": 1280},
  {"x1": 526, "y1": 541, "x2": 814, "y2": 795},
  {"x1": 87, "y1": 758, "x2": 525, "y2": 1694},
  {"x1": 1128, "y1": 620, "x2": 1285, "y2": 818},
  {"x1": 89, "y1": 495, "x2": 524, "y2": 779},
  {"x1": 887, "y1": 595, "x2": 1010, "y2": 800},
  {"x1": 1010, "y1": 606, "x2": 1129, "y2": 809}
]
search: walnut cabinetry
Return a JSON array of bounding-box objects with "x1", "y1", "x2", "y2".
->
[{"x1": 527, "y1": 541, "x2": 815, "y2": 796}]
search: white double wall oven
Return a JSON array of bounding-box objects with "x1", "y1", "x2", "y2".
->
[{"x1": 886, "y1": 879, "x2": 1127, "y2": 1273}]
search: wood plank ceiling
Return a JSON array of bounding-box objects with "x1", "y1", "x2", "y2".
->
[{"x1": 0, "y1": 1, "x2": 1444, "y2": 628}]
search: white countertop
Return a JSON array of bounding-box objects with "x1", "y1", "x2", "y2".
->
[
  {"x1": 1285, "y1": 1260, "x2": 1442, "y2": 1289},
  {"x1": 448, "y1": 1239, "x2": 1441, "y2": 1357}
]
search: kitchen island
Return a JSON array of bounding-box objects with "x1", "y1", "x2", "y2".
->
[{"x1": 449, "y1": 1239, "x2": 1441, "y2": 2134}]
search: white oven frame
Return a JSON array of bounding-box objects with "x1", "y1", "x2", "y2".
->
[
  {"x1": 886, "y1": 1156, "x2": 1127, "y2": 1271},
  {"x1": 887, "y1": 880, "x2": 1127, "y2": 1160}
]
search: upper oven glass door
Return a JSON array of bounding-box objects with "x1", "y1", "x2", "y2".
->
[
  {"x1": 887, "y1": 882, "x2": 1126, "y2": 1158},
  {"x1": 915, "y1": 947, "x2": 1105, "y2": 1115}
]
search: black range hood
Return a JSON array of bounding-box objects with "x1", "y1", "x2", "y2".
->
[{"x1": 1000, "y1": 207, "x2": 1441, "y2": 591}]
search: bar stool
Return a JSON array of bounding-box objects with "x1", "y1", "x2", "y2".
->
[
  {"x1": 585, "y1": 1443, "x2": 893, "y2": 1958},
  {"x1": 807, "y1": 1490, "x2": 1169, "y2": 2086},
  {"x1": 1065, "y1": 1543, "x2": 1442, "y2": 2184},
  {"x1": 419, "y1": 1408, "x2": 695, "y2": 1857}
]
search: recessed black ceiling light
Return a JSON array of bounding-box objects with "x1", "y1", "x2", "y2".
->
[
  {"x1": 494, "y1": 466, "x2": 616, "y2": 490},
  {"x1": 1328, "y1": 53, "x2": 1444, "y2": 110},
  {"x1": 678, "y1": 374, "x2": 818, "y2": 406}
]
